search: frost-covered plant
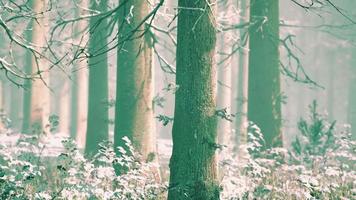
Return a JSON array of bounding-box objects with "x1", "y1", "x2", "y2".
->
[
  {"x1": 0, "y1": 135, "x2": 165, "y2": 200},
  {"x1": 291, "y1": 100, "x2": 336, "y2": 161},
  {"x1": 220, "y1": 120, "x2": 355, "y2": 200}
]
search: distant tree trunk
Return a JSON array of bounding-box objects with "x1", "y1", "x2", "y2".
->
[
  {"x1": 0, "y1": 81, "x2": 4, "y2": 131},
  {"x1": 235, "y1": 0, "x2": 249, "y2": 147},
  {"x1": 216, "y1": 0, "x2": 232, "y2": 146},
  {"x1": 22, "y1": 0, "x2": 50, "y2": 134},
  {"x1": 114, "y1": 0, "x2": 156, "y2": 161},
  {"x1": 168, "y1": 0, "x2": 219, "y2": 199},
  {"x1": 85, "y1": 0, "x2": 109, "y2": 155},
  {"x1": 348, "y1": 50, "x2": 356, "y2": 140},
  {"x1": 22, "y1": 0, "x2": 34, "y2": 134},
  {"x1": 59, "y1": 81, "x2": 70, "y2": 134},
  {"x1": 327, "y1": 53, "x2": 335, "y2": 121},
  {"x1": 9, "y1": 75, "x2": 22, "y2": 129},
  {"x1": 70, "y1": 69, "x2": 79, "y2": 139},
  {"x1": 70, "y1": 0, "x2": 89, "y2": 147},
  {"x1": 248, "y1": 0, "x2": 282, "y2": 148}
]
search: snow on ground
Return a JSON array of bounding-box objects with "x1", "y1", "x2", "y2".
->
[{"x1": 0, "y1": 130, "x2": 173, "y2": 165}]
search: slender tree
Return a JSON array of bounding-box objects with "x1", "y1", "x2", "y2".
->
[
  {"x1": 168, "y1": 0, "x2": 219, "y2": 199},
  {"x1": 248, "y1": 0, "x2": 282, "y2": 148},
  {"x1": 327, "y1": 52, "x2": 335, "y2": 121},
  {"x1": 23, "y1": 0, "x2": 50, "y2": 134},
  {"x1": 85, "y1": 0, "x2": 109, "y2": 155},
  {"x1": 216, "y1": 0, "x2": 232, "y2": 146},
  {"x1": 348, "y1": 50, "x2": 356, "y2": 140},
  {"x1": 235, "y1": 0, "x2": 249, "y2": 147},
  {"x1": 114, "y1": 0, "x2": 156, "y2": 161},
  {"x1": 70, "y1": 0, "x2": 89, "y2": 145},
  {"x1": 22, "y1": 0, "x2": 34, "y2": 134}
]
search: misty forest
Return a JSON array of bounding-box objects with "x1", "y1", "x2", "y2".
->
[{"x1": 0, "y1": 0, "x2": 355, "y2": 199}]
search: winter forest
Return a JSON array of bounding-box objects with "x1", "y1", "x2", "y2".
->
[{"x1": 0, "y1": 0, "x2": 355, "y2": 199}]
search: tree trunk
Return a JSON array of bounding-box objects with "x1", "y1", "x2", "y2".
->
[
  {"x1": 22, "y1": 0, "x2": 34, "y2": 134},
  {"x1": 167, "y1": 0, "x2": 219, "y2": 199},
  {"x1": 348, "y1": 50, "x2": 356, "y2": 140},
  {"x1": 22, "y1": 0, "x2": 50, "y2": 134},
  {"x1": 248, "y1": 0, "x2": 282, "y2": 148},
  {"x1": 235, "y1": 0, "x2": 249, "y2": 147},
  {"x1": 114, "y1": 0, "x2": 156, "y2": 161},
  {"x1": 70, "y1": 0, "x2": 89, "y2": 147},
  {"x1": 85, "y1": 0, "x2": 109, "y2": 155},
  {"x1": 327, "y1": 52, "x2": 335, "y2": 121},
  {"x1": 216, "y1": 0, "x2": 232, "y2": 147}
]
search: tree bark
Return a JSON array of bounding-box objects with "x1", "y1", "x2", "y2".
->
[
  {"x1": 248, "y1": 0, "x2": 282, "y2": 148},
  {"x1": 85, "y1": 0, "x2": 109, "y2": 155},
  {"x1": 114, "y1": 0, "x2": 156, "y2": 161},
  {"x1": 167, "y1": 0, "x2": 219, "y2": 199}
]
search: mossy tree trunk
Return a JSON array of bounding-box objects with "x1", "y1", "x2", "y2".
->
[
  {"x1": 167, "y1": 0, "x2": 219, "y2": 199},
  {"x1": 114, "y1": 0, "x2": 156, "y2": 162},
  {"x1": 248, "y1": 0, "x2": 282, "y2": 148},
  {"x1": 85, "y1": 0, "x2": 109, "y2": 155}
]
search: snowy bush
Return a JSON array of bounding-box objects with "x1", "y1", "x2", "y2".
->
[
  {"x1": 220, "y1": 117, "x2": 355, "y2": 199},
  {"x1": 0, "y1": 135, "x2": 165, "y2": 200}
]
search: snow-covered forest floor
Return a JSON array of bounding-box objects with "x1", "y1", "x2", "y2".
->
[{"x1": 0, "y1": 105, "x2": 355, "y2": 199}]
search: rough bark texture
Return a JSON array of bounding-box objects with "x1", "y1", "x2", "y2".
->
[
  {"x1": 114, "y1": 0, "x2": 155, "y2": 161},
  {"x1": 85, "y1": 0, "x2": 109, "y2": 155},
  {"x1": 248, "y1": 0, "x2": 282, "y2": 148},
  {"x1": 167, "y1": 0, "x2": 219, "y2": 199},
  {"x1": 235, "y1": 0, "x2": 249, "y2": 147}
]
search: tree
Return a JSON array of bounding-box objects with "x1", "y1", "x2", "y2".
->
[
  {"x1": 70, "y1": 0, "x2": 89, "y2": 148},
  {"x1": 235, "y1": 0, "x2": 249, "y2": 147},
  {"x1": 114, "y1": 0, "x2": 156, "y2": 161},
  {"x1": 85, "y1": 0, "x2": 109, "y2": 155},
  {"x1": 348, "y1": 50, "x2": 356, "y2": 140},
  {"x1": 248, "y1": 0, "x2": 282, "y2": 148},
  {"x1": 22, "y1": 0, "x2": 50, "y2": 134},
  {"x1": 216, "y1": 0, "x2": 232, "y2": 147},
  {"x1": 168, "y1": 0, "x2": 219, "y2": 199}
]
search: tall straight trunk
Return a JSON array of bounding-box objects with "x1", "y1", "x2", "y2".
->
[
  {"x1": 22, "y1": 0, "x2": 49, "y2": 134},
  {"x1": 70, "y1": 0, "x2": 89, "y2": 147},
  {"x1": 216, "y1": 0, "x2": 232, "y2": 146},
  {"x1": 9, "y1": 75, "x2": 22, "y2": 130},
  {"x1": 0, "y1": 81, "x2": 4, "y2": 131},
  {"x1": 70, "y1": 69, "x2": 79, "y2": 139},
  {"x1": 114, "y1": 0, "x2": 155, "y2": 161},
  {"x1": 248, "y1": 0, "x2": 282, "y2": 148},
  {"x1": 22, "y1": 0, "x2": 34, "y2": 134},
  {"x1": 327, "y1": 53, "x2": 335, "y2": 121},
  {"x1": 235, "y1": 0, "x2": 249, "y2": 147},
  {"x1": 348, "y1": 50, "x2": 356, "y2": 140},
  {"x1": 85, "y1": 0, "x2": 109, "y2": 155},
  {"x1": 168, "y1": 0, "x2": 219, "y2": 199},
  {"x1": 58, "y1": 82, "x2": 70, "y2": 134}
]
